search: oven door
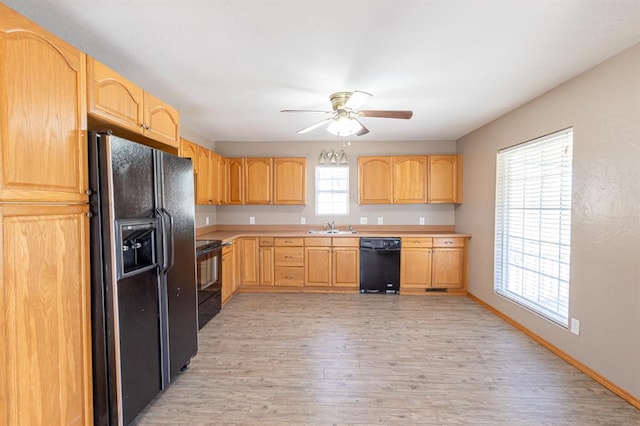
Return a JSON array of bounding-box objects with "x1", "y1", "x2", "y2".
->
[{"x1": 196, "y1": 246, "x2": 221, "y2": 292}]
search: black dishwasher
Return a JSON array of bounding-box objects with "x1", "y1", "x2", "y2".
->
[{"x1": 360, "y1": 238, "x2": 401, "y2": 293}]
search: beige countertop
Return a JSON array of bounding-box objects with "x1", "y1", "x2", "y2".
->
[{"x1": 198, "y1": 229, "x2": 471, "y2": 243}]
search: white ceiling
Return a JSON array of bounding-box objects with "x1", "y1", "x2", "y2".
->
[{"x1": 6, "y1": 0, "x2": 640, "y2": 142}]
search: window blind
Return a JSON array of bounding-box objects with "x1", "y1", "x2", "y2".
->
[{"x1": 494, "y1": 128, "x2": 573, "y2": 326}]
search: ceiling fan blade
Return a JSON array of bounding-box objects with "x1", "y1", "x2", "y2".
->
[
  {"x1": 344, "y1": 90, "x2": 372, "y2": 110},
  {"x1": 359, "y1": 110, "x2": 413, "y2": 119},
  {"x1": 296, "y1": 118, "x2": 334, "y2": 134},
  {"x1": 354, "y1": 119, "x2": 369, "y2": 136},
  {"x1": 281, "y1": 109, "x2": 332, "y2": 113}
]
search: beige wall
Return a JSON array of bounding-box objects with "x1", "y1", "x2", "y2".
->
[
  {"x1": 456, "y1": 43, "x2": 640, "y2": 399},
  {"x1": 214, "y1": 139, "x2": 457, "y2": 227}
]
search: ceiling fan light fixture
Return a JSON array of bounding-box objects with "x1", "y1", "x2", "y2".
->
[{"x1": 326, "y1": 116, "x2": 362, "y2": 136}]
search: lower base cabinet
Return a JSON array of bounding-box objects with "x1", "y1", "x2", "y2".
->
[
  {"x1": 400, "y1": 237, "x2": 466, "y2": 292},
  {"x1": 0, "y1": 204, "x2": 93, "y2": 425},
  {"x1": 222, "y1": 242, "x2": 235, "y2": 304}
]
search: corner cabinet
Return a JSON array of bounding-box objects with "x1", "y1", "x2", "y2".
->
[
  {"x1": 0, "y1": 5, "x2": 93, "y2": 424},
  {"x1": 400, "y1": 236, "x2": 468, "y2": 294},
  {"x1": 428, "y1": 155, "x2": 463, "y2": 203},
  {"x1": 87, "y1": 57, "x2": 180, "y2": 149}
]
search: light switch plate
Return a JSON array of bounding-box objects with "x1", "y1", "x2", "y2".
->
[
  {"x1": 360, "y1": 217, "x2": 367, "y2": 225},
  {"x1": 300, "y1": 217, "x2": 306, "y2": 225},
  {"x1": 205, "y1": 216, "x2": 210, "y2": 225},
  {"x1": 249, "y1": 216, "x2": 255, "y2": 224},
  {"x1": 419, "y1": 217, "x2": 425, "y2": 225},
  {"x1": 377, "y1": 217, "x2": 383, "y2": 225},
  {"x1": 570, "y1": 318, "x2": 580, "y2": 336}
]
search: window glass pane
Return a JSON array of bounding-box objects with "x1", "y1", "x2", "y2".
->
[
  {"x1": 494, "y1": 129, "x2": 573, "y2": 326},
  {"x1": 315, "y1": 166, "x2": 349, "y2": 216}
]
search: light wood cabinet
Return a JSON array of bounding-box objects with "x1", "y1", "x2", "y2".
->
[
  {"x1": 211, "y1": 152, "x2": 225, "y2": 205},
  {"x1": 400, "y1": 237, "x2": 466, "y2": 291},
  {"x1": 0, "y1": 6, "x2": 93, "y2": 423},
  {"x1": 179, "y1": 138, "x2": 198, "y2": 203},
  {"x1": 305, "y1": 238, "x2": 332, "y2": 287},
  {"x1": 428, "y1": 155, "x2": 463, "y2": 203},
  {"x1": 0, "y1": 6, "x2": 88, "y2": 203},
  {"x1": 273, "y1": 157, "x2": 307, "y2": 205},
  {"x1": 359, "y1": 154, "x2": 463, "y2": 205},
  {"x1": 196, "y1": 146, "x2": 213, "y2": 204},
  {"x1": 87, "y1": 56, "x2": 180, "y2": 149},
  {"x1": 244, "y1": 158, "x2": 273, "y2": 204},
  {"x1": 393, "y1": 156, "x2": 428, "y2": 203},
  {"x1": 226, "y1": 158, "x2": 244, "y2": 204},
  {"x1": 332, "y1": 238, "x2": 360, "y2": 288},
  {"x1": 237, "y1": 238, "x2": 259, "y2": 286},
  {"x1": 0, "y1": 204, "x2": 93, "y2": 425},
  {"x1": 222, "y1": 243, "x2": 235, "y2": 304},
  {"x1": 358, "y1": 156, "x2": 393, "y2": 204},
  {"x1": 274, "y1": 238, "x2": 304, "y2": 286},
  {"x1": 259, "y1": 238, "x2": 275, "y2": 286}
]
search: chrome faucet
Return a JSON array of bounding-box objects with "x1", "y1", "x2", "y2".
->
[{"x1": 330, "y1": 220, "x2": 335, "y2": 230}]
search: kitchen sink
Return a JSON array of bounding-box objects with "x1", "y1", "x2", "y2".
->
[{"x1": 307, "y1": 230, "x2": 358, "y2": 235}]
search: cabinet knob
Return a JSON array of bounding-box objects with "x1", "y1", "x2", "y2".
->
[
  {"x1": 86, "y1": 212, "x2": 94, "y2": 218},
  {"x1": 85, "y1": 189, "x2": 93, "y2": 195}
]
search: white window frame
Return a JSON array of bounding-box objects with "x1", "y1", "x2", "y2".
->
[
  {"x1": 494, "y1": 128, "x2": 573, "y2": 327},
  {"x1": 315, "y1": 165, "x2": 349, "y2": 216}
]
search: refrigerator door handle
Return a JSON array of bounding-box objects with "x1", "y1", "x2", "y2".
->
[
  {"x1": 156, "y1": 208, "x2": 169, "y2": 272},
  {"x1": 162, "y1": 208, "x2": 175, "y2": 272}
]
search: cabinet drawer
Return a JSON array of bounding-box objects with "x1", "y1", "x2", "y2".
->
[
  {"x1": 433, "y1": 237, "x2": 464, "y2": 248},
  {"x1": 304, "y1": 237, "x2": 331, "y2": 247},
  {"x1": 402, "y1": 237, "x2": 433, "y2": 248},
  {"x1": 259, "y1": 237, "x2": 274, "y2": 247},
  {"x1": 274, "y1": 247, "x2": 304, "y2": 266},
  {"x1": 274, "y1": 237, "x2": 304, "y2": 247},
  {"x1": 332, "y1": 237, "x2": 359, "y2": 247},
  {"x1": 274, "y1": 266, "x2": 304, "y2": 286}
]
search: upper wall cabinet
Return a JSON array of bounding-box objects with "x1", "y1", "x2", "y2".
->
[
  {"x1": 273, "y1": 157, "x2": 307, "y2": 205},
  {"x1": 358, "y1": 156, "x2": 393, "y2": 204},
  {"x1": 226, "y1": 158, "x2": 245, "y2": 205},
  {"x1": 359, "y1": 154, "x2": 463, "y2": 205},
  {"x1": 244, "y1": 158, "x2": 273, "y2": 204},
  {"x1": 87, "y1": 57, "x2": 180, "y2": 149},
  {"x1": 0, "y1": 4, "x2": 88, "y2": 203},
  {"x1": 428, "y1": 155, "x2": 463, "y2": 204}
]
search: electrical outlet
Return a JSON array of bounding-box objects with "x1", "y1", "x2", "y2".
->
[
  {"x1": 360, "y1": 217, "x2": 367, "y2": 225},
  {"x1": 419, "y1": 217, "x2": 425, "y2": 225},
  {"x1": 249, "y1": 216, "x2": 255, "y2": 224},
  {"x1": 300, "y1": 217, "x2": 306, "y2": 225},
  {"x1": 570, "y1": 318, "x2": 580, "y2": 336},
  {"x1": 377, "y1": 217, "x2": 383, "y2": 225},
  {"x1": 205, "y1": 216, "x2": 210, "y2": 225}
]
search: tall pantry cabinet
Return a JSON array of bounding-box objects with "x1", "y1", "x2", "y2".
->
[{"x1": 0, "y1": 4, "x2": 93, "y2": 425}]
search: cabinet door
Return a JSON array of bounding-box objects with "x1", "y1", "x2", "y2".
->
[
  {"x1": 179, "y1": 138, "x2": 198, "y2": 161},
  {"x1": 244, "y1": 158, "x2": 272, "y2": 204},
  {"x1": 0, "y1": 204, "x2": 92, "y2": 425},
  {"x1": 196, "y1": 146, "x2": 212, "y2": 204},
  {"x1": 333, "y1": 247, "x2": 359, "y2": 288},
  {"x1": 273, "y1": 157, "x2": 307, "y2": 205},
  {"x1": 222, "y1": 246, "x2": 235, "y2": 304},
  {"x1": 87, "y1": 56, "x2": 144, "y2": 134},
  {"x1": 394, "y1": 156, "x2": 427, "y2": 203},
  {"x1": 226, "y1": 158, "x2": 244, "y2": 204},
  {"x1": 432, "y1": 248, "x2": 464, "y2": 288},
  {"x1": 400, "y1": 248, "x2": 432, "y2": 289},
  {"x1": 305, "y1": 247, "x2": 332, "y2": 286},
  {"x1": 259, "y1": 246, "x2": 274, "y2": 286},
  {"x1": 428, "y1": 155, "x2": 462, "y2": 203},
  {"x1": 238, "y1": 238, "x2": 259, "y2": 286},
  {"x1": 143, "y1": 91, "x2": 180, "y2": 149},
  {"x1": 211, "y1": 152, "x2": 225, "y2": 205},
  {"x1": 358, "y1": 156, "x2": 392, "y2": 204},
  {"x1": 0, "y1": 6, "x2": 88, "y2": 203}
]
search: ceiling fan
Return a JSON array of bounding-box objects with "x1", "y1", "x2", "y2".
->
[{"x1": 281, "y1": 91, "x2": 413, "y2": 137}]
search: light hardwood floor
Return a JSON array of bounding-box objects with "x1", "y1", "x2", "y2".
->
[{"x1": 134, "y1": 293, "x2": 640, "y2": 425}]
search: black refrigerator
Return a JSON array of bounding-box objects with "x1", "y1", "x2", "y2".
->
[{"x1": 88, "y1": 131, "x2": 198, "y2": 425}]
